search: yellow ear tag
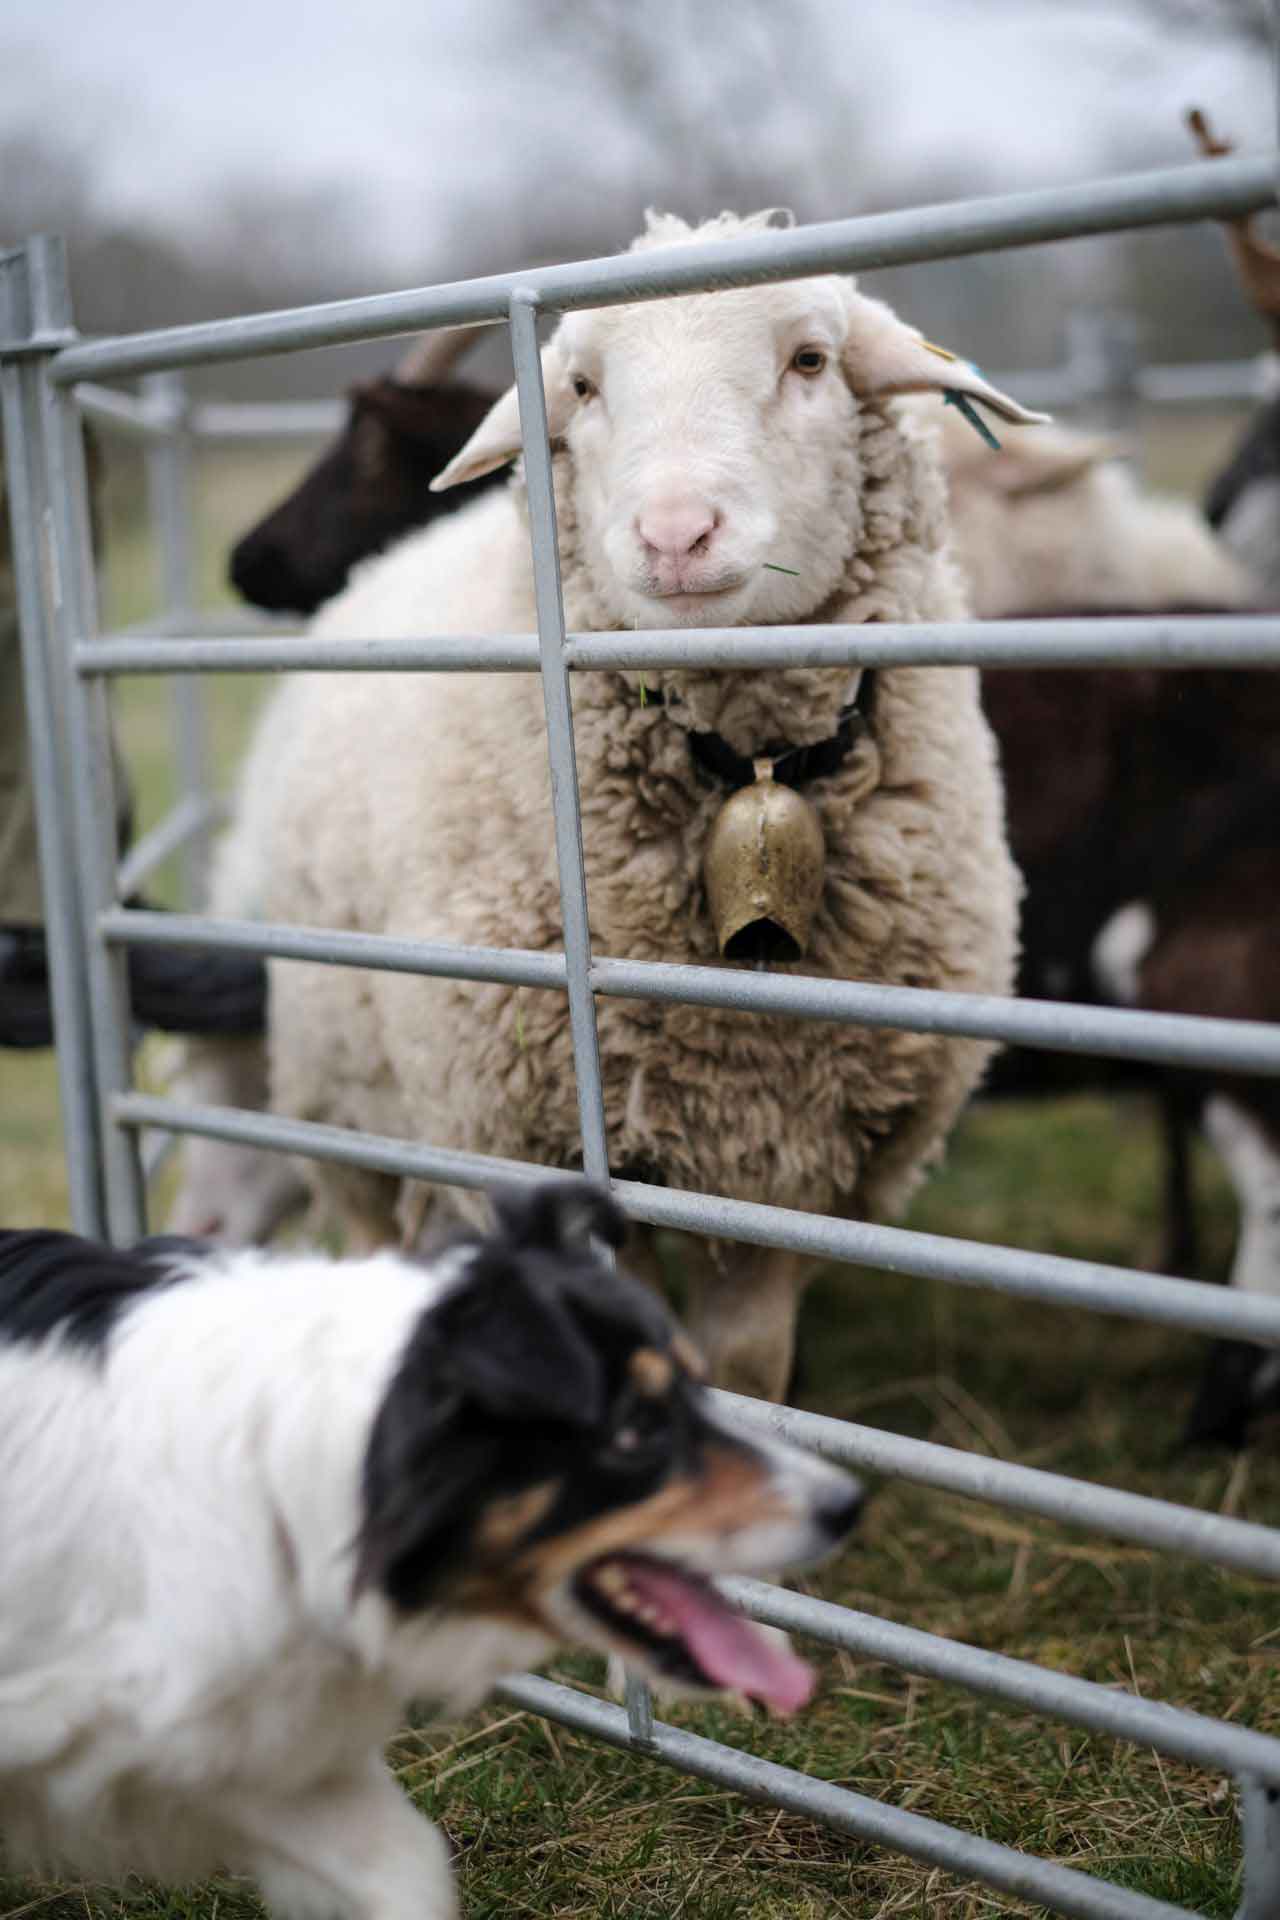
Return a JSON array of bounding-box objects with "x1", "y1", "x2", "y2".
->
[{"x1": 920, "y1": 337, "x2": 1002, "y2": 450}]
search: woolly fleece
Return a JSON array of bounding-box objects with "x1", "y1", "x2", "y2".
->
[{"x1": 213, "y1": 216, "x2": 1021, "y2": 1303}]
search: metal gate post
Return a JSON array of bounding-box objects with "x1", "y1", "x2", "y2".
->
[
  {"x1": 0, "y1": 240, "x2": 105, "y2": 1233},
  {"x1": 508, "y1": 287, "x2": 656, "y2": 1749},
  {"x1": 143, "y1": 369, "x2": 211, "y2": 907},
  {"x1": 1236, "y1": 1776, "x2": 1280, "y2": 1920},
  {"x1": 32, "y1": 239, "x2": 145, "y2": 1241}
]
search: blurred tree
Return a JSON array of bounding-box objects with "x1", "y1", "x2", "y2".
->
[
  {"x1": 435, "y1": 0, "x2": 1089, "y2": 376},
  {"x1": 0, "y1": 106, "x2": 400, "y2": 397},
  {"x1": 439, "y1": 0, "x2": 862, "y2": 266}
]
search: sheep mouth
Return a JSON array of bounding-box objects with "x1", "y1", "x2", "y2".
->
[
  {"x1": 574, "y1": 1551, "x2": 813, "y2": 1713},
  {"x1": 645, "y1": 586, "x2": 742, "y2": 608}
]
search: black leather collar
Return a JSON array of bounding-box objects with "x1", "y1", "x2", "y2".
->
[{"x1": 654, "y1": 670, "x2": 876, "y2": 793}]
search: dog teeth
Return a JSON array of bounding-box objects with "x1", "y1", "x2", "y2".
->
[{"x1": 591, "y1": 1566, "x2": 675, "y2": 1639}]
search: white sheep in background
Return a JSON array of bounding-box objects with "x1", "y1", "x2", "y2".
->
[
  {"x1": 905, "y1": 400, "x2": 1257, "y2": 618},
  {"x1": 171, "y1": 210, "x2": 1047, "y2": 1400}
]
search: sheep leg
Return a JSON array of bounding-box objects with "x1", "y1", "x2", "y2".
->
[
  {"x1": 327, "y1": 1169, "x2": 403, "y2": 1255},
  {"x1": 398, "y1": 1182, "x2": 434, "y2": 1251},
  {"x1": 1154, "y1": 1079, "x2": 1199, "y2": 1277},
  {"x1": 165, "y1": 1035, "x2": 309, "y2": 1245},
  {"x1": 684, "y1": 1246, "x2": 810, "y2": 1403},
  {"x1": 1184, "y1": 1093, "x2": 1280, "y2": 1448}
]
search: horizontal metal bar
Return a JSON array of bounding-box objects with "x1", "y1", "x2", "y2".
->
[
  {"x1": 112, "y1": 1091, "x2": 545, "y2": 1191},
  {"x1": 724, "y1": 1575, "x2": 1280, "y2": 1786},
  {"x1": 110, "y1": 1085, "x2": 1280, "y2": 1361},
  {"x1": 76, "y1": 617, "x2": 1280, "y2": 680},
  {"x1": 79, "y1": 633, "x2": 544, "y2": 675},
  {"x1": 999, "y1": 357, "x2": 1267, "y2": 414},
  {"x1": 592, "y1": 956, "x2": 1280, "y2": 1078},
  {"x1": 564, "y1": 618, "x2": 1280, "y2": 672},
  {"x1": 88, "y1": 354, "x2": 1254, "y2": 453},
  {"x1": 73, "y1": 381, "x2": 158, "y2": 436},
  {"x1": 0, "y1": 328, "x2": 77, "y2": 361},
  {"x1": 105, "y1": 607, "x2": 302, "y2": 644},
  {"x1": 1139, "y1": 359, "x2": 1271, "y2": 406},
  {"x1": 47, "y1": 156, "x2": 1275, "y2": 383},
  {"x1": 615, "y1": 1177, "x2": 1280, "y2": 1357},
  {"x1": 116, "y1": 796, "x2": 224, "y2": 899},
  {"x1": 100, "y1": 908, "x2": 567, "y2": 990},
  {"x1": 713, "y1": 1390, "x2": 1280, "y2": 1584},
  {"x1": 100, "y1": 907, "x2": 1280, "y2": 1083},
  {"x1": 189, "y1": 399, "x2": 344, "y2": 439},
  {"x1": 495, "y1": 1675, "x2": 1194, "y2": 1920}
]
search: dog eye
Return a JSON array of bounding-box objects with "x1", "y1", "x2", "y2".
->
[
  {"x1": 790, "y1": 346, "x2": 827, "y2": 376},
  {"x1": 604, "y1": 1396, "x2": 672, "y2": 1465},
  {"x1": 571, "y1": 373, "x2": 596, "y2": 400}
]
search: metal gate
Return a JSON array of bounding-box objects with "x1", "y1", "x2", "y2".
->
[{"x1": 5, "y1": 144, "x2": 1280, "y2": 1920}]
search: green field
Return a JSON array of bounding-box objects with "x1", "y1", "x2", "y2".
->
[{"x1": 1, "y1": 427, "x2": 1276, "y2": 1920}]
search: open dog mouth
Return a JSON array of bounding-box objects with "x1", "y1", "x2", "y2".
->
[{"x1": 575, "y1": 1552, "x2": 814, "y2": 1714}]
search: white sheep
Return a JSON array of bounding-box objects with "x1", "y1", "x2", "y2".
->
[
  {"x1": 172, "y1": 210, "x2": 1045, "y2": 1399},
  {"x1": 906, "y1": 400, "x2": 1257, "y2": 617}
]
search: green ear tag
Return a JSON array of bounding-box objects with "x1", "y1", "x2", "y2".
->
[{"x1": 943, "y1": 388, "x2": 1002, "y2": 452}]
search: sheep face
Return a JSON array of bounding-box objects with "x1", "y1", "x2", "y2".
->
[
  {"x1": 431, "y1": 212, "x2": 1049, "y2": 633},
  {"x1": 550, "y1": 280, "x2": 862, "y2": 630}
]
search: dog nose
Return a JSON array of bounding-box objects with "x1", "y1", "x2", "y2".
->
[
  {"x1": 819, "y1": 1478, "x2": 867, "y2": 1542},
  {"x1": 636, "y1": 497, "x2": 719, "y2": 562}
]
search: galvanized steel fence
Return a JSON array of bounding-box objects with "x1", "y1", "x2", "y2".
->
[{"x1": 5, "y1": 146, "x2": 1280, "y2": 1920}]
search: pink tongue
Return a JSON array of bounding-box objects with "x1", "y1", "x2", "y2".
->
[{"x1": 620, "y1": 1560, "x2": 814, "y2": 1715}]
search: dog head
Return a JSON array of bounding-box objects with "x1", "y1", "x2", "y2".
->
[{"x1": 355, "y1": 1181, "x2": 862, "y2": 1712}]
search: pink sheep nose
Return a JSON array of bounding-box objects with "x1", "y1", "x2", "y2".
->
[{"x1": 636, "y1": 497, "x2": 720, "y2": 562}]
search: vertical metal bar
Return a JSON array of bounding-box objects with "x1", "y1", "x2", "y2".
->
[
  {"x1": 143, "y1": 369, "x2": 210, "y2": 906},
  {"x1": 0, "y1": 242, "x2": 104, "y2": 1232},
  {"x1": 32, "y1": 239, "x2": 145, "y2": 1241},
  {"x1": 507, "y1": 289, "x2": 611, "y2": 1183},
  {"x1": 1236, "y1": 1775, "x2": 1280, "y2": 1920},
  {"x1": 623, "y1": 1671, "x2": 655, "y2": 1748},
  {"x1": 508, "y1": 288, "x2": 656, "y2": 1744}
]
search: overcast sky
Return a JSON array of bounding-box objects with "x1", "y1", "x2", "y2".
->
[{"x1": 3, "y1": 0, "x2": 1274, "y2": 279}]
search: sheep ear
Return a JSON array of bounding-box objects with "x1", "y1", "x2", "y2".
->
[
  {"x1": 844, "y1": 294, "x2": 1052, "y2": 428},
  {"x1": 981, "y1": 426, "x2": 1128, "y2": 498},
  {"x1": 430, "y1": 349, "x2": 574, "y2": 491}
]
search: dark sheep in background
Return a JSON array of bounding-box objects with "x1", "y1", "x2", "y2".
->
[
  {"x1": 229, "y1": 327, "x2": 502, "y2": 614},
  {"x1": 987, "y1": 647, "x2": 1280, "y2": 1448}
]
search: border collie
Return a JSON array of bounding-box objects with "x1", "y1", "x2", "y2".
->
[{"x1": 0, "y1": 1182, "x2": 860, "y2": 1920}]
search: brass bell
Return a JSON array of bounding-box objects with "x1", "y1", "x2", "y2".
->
[{"x1": 703, "y1": 758, "x2": 826, "y2": 964}]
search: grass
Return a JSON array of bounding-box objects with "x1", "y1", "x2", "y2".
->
[{"x1": 2, "y1": 430, "x2": 1276, "y2": 1919}]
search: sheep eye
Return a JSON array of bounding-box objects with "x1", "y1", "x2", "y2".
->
[
  {"x1": 571, "y1": 374, "x2": 596, "y2": 400},
  {"x1": 790, "y1": 347, "x2": 827, "y2": 376}
]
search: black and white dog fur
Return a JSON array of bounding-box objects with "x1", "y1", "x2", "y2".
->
[{"x1": 0, "y1": 1182, "x2": 860, "y2": 1919}]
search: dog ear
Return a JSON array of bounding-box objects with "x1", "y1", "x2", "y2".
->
[
  {"x1": 355, "y1": 1258, "x2": 605, "y2": 1607},
  {"x1": 355, "y1": 1407, "x2": 497, "y2": 1605},
  {"x1": 488, "y1": 1179, "x2": 628, "y2": 1257},
  {"x1": 432, "y1": 1246, "x2": 606, "y2": 1428}
]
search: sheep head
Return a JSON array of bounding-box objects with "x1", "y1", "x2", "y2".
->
[{"x1": 432, "y1": 212, "x2": 1048, "y2": 631}]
